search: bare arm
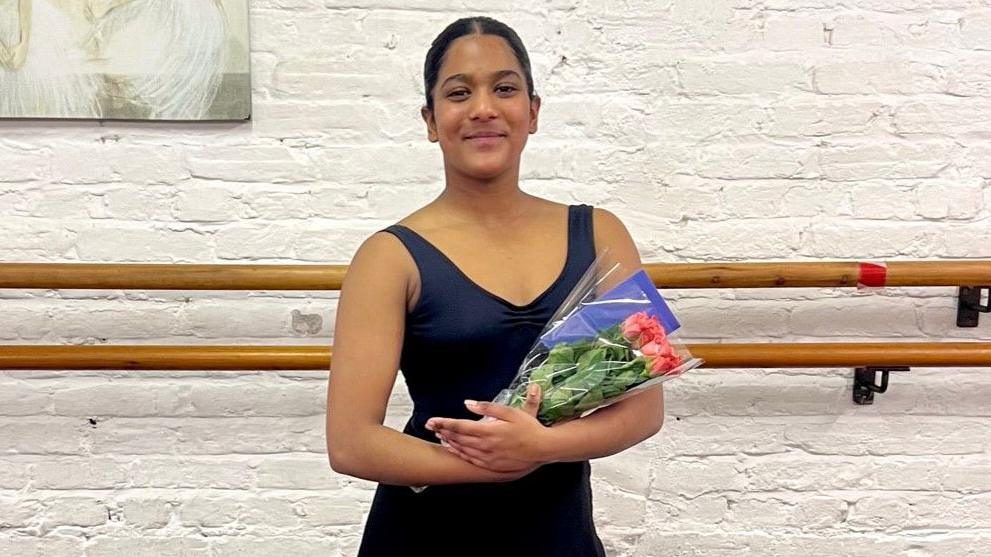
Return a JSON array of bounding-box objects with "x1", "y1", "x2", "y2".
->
[
  {"x1": 337, "y1": 423, "x2": 535, "y2": 486},
  {"x1": 326, "y1": 232, "x2": 536, "y2": 486}
]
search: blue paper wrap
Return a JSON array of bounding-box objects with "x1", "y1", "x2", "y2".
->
[{"x1": 539, "y1": 269, "x2": 680, "y2": 348}]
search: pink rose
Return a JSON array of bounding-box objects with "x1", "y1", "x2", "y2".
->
[
  {"x1": 640, "y1": 338, "x2": 682, "y2": 377},
  {"x1": 623, "y1": 312, "x2": 682, "y2": 376},
  {"x1": 649, "y1": 354, "x2": 682, "y2": 376},
  {"x1": 639, "y1": 340, "x2": 659, "y2": 357},
  {"x1": 621, "y1": 312, "x2": 667, "y2": 349},
  {"x1": 620, "y1": 312, "x2": 648, "y2": 342}
]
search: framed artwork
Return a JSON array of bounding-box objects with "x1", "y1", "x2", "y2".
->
[{"x1": 0, "y1": 0, "x2": 250, "y2": 120}]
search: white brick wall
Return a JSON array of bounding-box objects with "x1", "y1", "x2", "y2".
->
[{"x1": 1, "y1": 1, "x2": 990, "y2": 555}]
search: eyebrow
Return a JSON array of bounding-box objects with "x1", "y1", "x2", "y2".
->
[{"x1": 440, "y1": 69, "x2": 523, "y2": 88}]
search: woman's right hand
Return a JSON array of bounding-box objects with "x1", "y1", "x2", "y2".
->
[
  {"x1": 433, "y1": 384, "x2": 548, "y2": 480},
  {"x1": 435, "y1": 434, "x2": 540, "y2": 481}
]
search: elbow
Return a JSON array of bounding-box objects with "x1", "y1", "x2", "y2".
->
[
  {"x1": 327, "y1": 447, "x2": 354, "y2": 475},
  {"x1": 642, "y1": 423, "x2": 663, "y2": 442},
  {"x1": 329, "y1": 445, "x2": 380, "y2": 484},
  {"x1": 327, "y1": 418, "x2": 387, "y2": 479},
  {"x1": 647, "y1": 413, "x2": 665, "y2": 438},
  {"x1": 327, "y1": 429, "x2": 381, "y2": 479},
  {"x1": 327, "y1": 413, "x2": 364, "y2": 475},
  {"x1": 326, "y1": 431, "x2": 360, "y2": 476}
]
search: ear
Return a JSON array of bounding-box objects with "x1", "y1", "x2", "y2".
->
[
  {"x1": 528, "y1": 95, "x2": 541, "y2": 134},
  {"x1": 421, "y1": 105, "x2": 439, "y2": 143}
]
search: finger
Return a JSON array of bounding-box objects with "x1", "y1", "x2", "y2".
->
[
  {"x1": 521, "y1": 383, "x2": 542, "y2": 418},
  {"x1": 443, "y1": 437, "x2": 491, "y2": 461},
  {"x1": 444, "y1": 443, "x2": 491, "y2": 469},
  {"x1": 441, "y1": 430, "x2": 490, "y2": 452},
  {"x1": 464, "y1": 399, "x2": 519, "y2": 422},
  {"x1": 427, "y1": 418, "x2": 487, "y2": 437}
]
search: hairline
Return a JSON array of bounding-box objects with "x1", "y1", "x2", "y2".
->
[{"x1": 424, "y1": 18, "x2": 536, "y2": 110}]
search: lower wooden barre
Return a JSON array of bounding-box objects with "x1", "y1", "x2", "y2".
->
[{"x1": 1, "y1": 343, "x2": 990, "y2": 370}]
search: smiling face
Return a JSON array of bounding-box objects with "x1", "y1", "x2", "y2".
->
[{"x1": 422, "y1": 34, "x2": 541, "y2": 182}]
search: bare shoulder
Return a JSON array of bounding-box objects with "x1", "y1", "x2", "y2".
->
[
  {"x1": 357, "y1": 230, "x2": 415, "y2": 277},
  {"x1": 348, "y1": 229, "x2": 417, "y2": 311},
  {"x1": 591, "y1": 207, "x2": 643, "y2": 270},
  {"x1": 591, "y1": 207, "x2": 628, "y2": 242}
]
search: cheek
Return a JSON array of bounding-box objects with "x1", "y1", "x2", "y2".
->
[
  {"x1": 435, "y1": 105, "x2": 464, "y2": 129},
  {"x1": 509, "y1": 104, "x2": 534, "y2": 129},
  {"x1": 437, "y1": 119, "x2": 463, "y2": 145}
]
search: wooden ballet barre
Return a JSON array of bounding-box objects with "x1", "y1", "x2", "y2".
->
[
  {"x1": 652, "y1": 261, "x2": 990, "y2": 289},
  {"x1": 1, "y1": 343, "x2": 990, "y2": 370},
  {"x1": 0, "y1": 263, "x2": 346, "y2": 291},
  {"x1": 0, "y1": 260, "x2": 988, "y2": 290}
]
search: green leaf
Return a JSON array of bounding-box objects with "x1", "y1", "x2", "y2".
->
[
  {"x1": 574, "y1": 387, "x2": 604, "y2": 413},
  {"x1": 576, "y1": 347, "x2": 607, "y2": 372},
  {"x1": 545, "y1": 343, "x2": 575, "y2": 365},
  {"x1": 528, "y1": 363, "x2": 554, "y2": 392},
  {"x1": 525, "y1": 329, "x2": 652, "y2": 425},
  {"x1": 568, "y1": 339, "x2": 599, "y2": 361}
]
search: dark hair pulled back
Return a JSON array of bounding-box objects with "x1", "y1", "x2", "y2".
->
[{"x1": 423, "y1": 16, "x2": 536, "y2": 111}]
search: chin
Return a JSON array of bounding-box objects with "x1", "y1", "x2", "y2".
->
[
  {"x1": 465, "y1": 165, "x2": 512, "y2": 180},
  {"x1": 451, "y1": 157, "x2": 513, "y2": 180}
]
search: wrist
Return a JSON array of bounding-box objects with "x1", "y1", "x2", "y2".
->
[{"x1": 535, "y1": 424, "x2": 565, "y2": 464}]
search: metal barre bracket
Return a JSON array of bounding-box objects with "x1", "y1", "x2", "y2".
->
[
  {"x1": 957, "y1": 286, "x2": 990, "y2": 327},
  {"x1": 853, "y1": 366, "x2": 910, "y2": 405}
]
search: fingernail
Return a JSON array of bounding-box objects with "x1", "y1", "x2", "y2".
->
[
  {"x1": 528, "y1": 384, "x2": 538, "y2": 396},
  {"x1": 464, "y1": 399, "x2": 477, "y2": 407}
]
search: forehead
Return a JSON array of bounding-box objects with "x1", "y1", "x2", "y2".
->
[{"x1": 438, "y1": 34, "x2": 523, "y2": 80}]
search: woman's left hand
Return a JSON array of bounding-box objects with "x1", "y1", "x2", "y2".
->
[{"x1": 425, "y1": 384, "x2": 553, "y2": 472}]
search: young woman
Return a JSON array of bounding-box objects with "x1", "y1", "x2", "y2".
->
[{"x1": 326, "y1": 16, "x2": 665, "y2": 556}]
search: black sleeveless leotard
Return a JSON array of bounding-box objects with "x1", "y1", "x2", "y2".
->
[{"x1": 355, "y1": 204, "x2": 607, "y2": 557}]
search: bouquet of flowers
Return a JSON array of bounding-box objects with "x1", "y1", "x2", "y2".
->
[
  {"x1": 410, "y1": 248, "x2": 701, "y2": 493},
  {"x1": 486, "y1": 247, "x2": 702, "y2": 426}
]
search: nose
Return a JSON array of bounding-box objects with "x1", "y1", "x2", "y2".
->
[{"x1": 468, "y1": 89, "x2": 498, "y2": 121}]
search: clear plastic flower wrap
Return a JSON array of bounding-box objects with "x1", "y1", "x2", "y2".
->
[
  {"x1": 484, "y1": 246, "x2": 703, "y2": 427},
  {"x1": 409, "y1": 248, "x2": 703, "y2": 492}
]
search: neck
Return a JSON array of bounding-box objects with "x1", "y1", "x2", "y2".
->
[{"x1": 434, "y1": 165, "x2": 538, "y2": 228}]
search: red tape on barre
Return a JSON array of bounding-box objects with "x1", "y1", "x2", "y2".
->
[{"x1": 858, "y1": 262, "x2": 887, "y2": 287}]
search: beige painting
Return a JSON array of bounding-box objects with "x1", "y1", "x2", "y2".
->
[{"x1": 0, "y1": 0, "x2": 250, "y2": 120}]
